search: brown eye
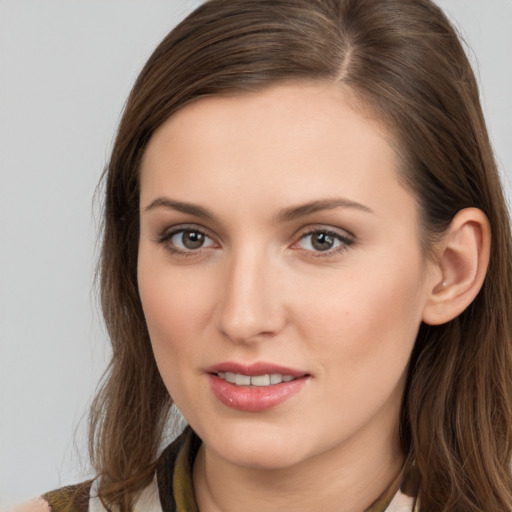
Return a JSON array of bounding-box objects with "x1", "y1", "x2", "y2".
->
[
  {"x1": 296, "y1": 229, "x2": 353, "y2": 254},
  {"x1": 180, "y1": 230, "x2": 205, "y2": 249},
  {"x1": 311, "y1": 232, "x2": 335, "y2": 251},
  {"x1": 166, "y1": 228, "x2": 215, "y2": 252}
]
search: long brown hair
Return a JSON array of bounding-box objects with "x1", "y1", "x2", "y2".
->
[{"x1": 91, "y1": 0, "x2": 512, "y2": 509}]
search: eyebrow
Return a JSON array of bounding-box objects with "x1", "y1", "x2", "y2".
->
[
  {"x1": 143, "y1": 196, "x2": 373, "y2": 221},
  {"x1": 144, "y1": 198, "x2": 214, "y2": 219},
  {"x1": 275, "y1": 198, "x2": 373, "y2": 222}
]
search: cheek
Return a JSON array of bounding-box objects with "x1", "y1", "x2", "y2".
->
[
  {"x1": 137, "y1": 250, "x2": 215, "y2": 370},
  {"x1": 293, "y1": 252, "x2": 426, "y2": 372},
  {"x1": 137, "y1": 260, "x2": 218, "y2": 412}
]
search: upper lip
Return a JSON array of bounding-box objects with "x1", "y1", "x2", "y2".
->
[{"x1": 205, "y1": 361, "x2": 308, "y2": 377}]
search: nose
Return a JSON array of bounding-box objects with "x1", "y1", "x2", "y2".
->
[{"x1": 215, "y1": 247, "x2": 286, "y2": 344}]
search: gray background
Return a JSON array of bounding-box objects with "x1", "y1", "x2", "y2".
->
[{"x1": 1, "y1": 0, "x2": 511, "y2": 506}]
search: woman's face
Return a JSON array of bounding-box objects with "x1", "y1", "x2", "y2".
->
[{"x1": 138, "y1": 82, "x2": 438, "y2": 470}]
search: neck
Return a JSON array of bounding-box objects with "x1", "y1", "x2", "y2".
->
[{"x1": 193, "y1": 423, "x2": 404, "y2": 512}]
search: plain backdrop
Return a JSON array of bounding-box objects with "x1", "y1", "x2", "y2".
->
[{"x1": 0, "y1": 0, "x2": 511, "y2": 506}]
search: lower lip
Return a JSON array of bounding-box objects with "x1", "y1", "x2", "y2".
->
[{"x1": 208, "y1": 374, "x2": 308, "y2": 412}]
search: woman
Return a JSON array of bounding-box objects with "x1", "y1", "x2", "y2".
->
[{"x1": 24, "y1": 0, "x2": 512, "y2": 510}]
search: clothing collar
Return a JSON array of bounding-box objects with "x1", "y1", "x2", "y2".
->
[{"x1": 156, "y1": 427, "x2": 417, "y2": 512}]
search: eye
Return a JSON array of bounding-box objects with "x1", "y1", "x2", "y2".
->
[
  {"x1": 295, "y1": 229, "x2": 354, "y2": 254},
  {"x1": 159, "y1": 227, "x2": 217, "y2": 253}
]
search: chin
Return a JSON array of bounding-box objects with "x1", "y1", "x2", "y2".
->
[
  {"x1": 221, "y1": 440, "x2": 306, "y2": 470},
  {"x1": 194, "y1": 418, "x2": 314, "y2": 470}
]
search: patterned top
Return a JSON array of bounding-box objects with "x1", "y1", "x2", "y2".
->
[{"x1": 42, "y1": 427, "x2": 418, "y2": 512}]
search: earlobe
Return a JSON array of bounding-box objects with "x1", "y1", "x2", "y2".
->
[{"x1": 422, "y1": 208, "x2": 491, "y2": 326}]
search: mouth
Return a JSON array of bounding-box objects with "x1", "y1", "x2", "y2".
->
[
  {"x1": 216, "y1": 372, "x2": 298, "y2": 387},
  {"x1": 206, "y1": 362, "x2": 310, "y2": 412}
]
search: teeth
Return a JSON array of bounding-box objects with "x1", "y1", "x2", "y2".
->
[
  {"x1": 270, "y1": 373, "x2": 282, "y2": 384},
  {"x1": 217, "y1": 372, "x2": 297, "y2": 386},
  {"x1": 251, "y1": 374, "x2": 270, "y2": 386},
  {"x1": 223, "y1": 372, "x2": 237, "y2": 384},
  {"x1": 235, "y1": 373, "x2": 251, "y2": 386}
]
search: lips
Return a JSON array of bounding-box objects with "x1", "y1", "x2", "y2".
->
[
  {"x1": 217, "y1": 372, "x2": 296, "y2": 386},
  {"x1": 206, "y1": 362, "x2": 310, "y2": 412},
  {"x1": 206, "y1": 361, "x2": 307, "y2": 377}
]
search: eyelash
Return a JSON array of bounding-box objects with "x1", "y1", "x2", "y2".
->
[
  {"x1": 157, "y1": 225, "x2": 216, "y2": 257},
  {"x1": 156, "y1": 225, "x2": 355, "y2": 258},
  {"x1": 293, "y1": 228, "x2": 355, "y2": 257}
]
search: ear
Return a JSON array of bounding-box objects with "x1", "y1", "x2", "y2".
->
[{"x1": 422, "y1": 208, "x2": 490, "y2": 326}]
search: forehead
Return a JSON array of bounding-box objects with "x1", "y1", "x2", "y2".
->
[{"x1": 139, "y1": 81, "x2": 412, "y2": 222}]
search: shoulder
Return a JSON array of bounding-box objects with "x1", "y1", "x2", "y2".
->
[
  {"x1": 3, "y1": 481, "x2": 93, "y2": 512},
  {"x1": 6, "y1": 428, "x2": 196, "y2": 512},
  {"x1": 1, "y1": 498, "x2": 50, "y2": 512},
  {"x1": 40, "y1": 481, "x2": 92, "y2": 512}
]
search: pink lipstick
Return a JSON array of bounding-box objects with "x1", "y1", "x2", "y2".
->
[{"x1": 206, "y1": 362, "x2": 309, "y2": 412}]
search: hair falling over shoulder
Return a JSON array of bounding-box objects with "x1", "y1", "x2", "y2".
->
[{"x1": 90, "y1": 0, "x2": 512, "y2": 510}]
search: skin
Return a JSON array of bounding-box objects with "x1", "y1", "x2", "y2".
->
[{"x1": 137, "y1": 82, "x2": 441, "y2": 512}]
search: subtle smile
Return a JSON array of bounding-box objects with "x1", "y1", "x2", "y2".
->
[
  {"x1": 216, "y1": 372, "x2": 297, "y2": 387},
  {"x1": 206, "y1": 363, "x2": 310, "y2": 412}
]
